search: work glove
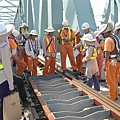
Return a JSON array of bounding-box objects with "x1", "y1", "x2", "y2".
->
[{"x1": 110, "y1": 60, "x2": 117, "y2": 66}]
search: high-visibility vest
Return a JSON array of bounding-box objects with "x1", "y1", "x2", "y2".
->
[
  {"x1": 0, "y1": 63, "x2": 4, "y2": 70},
  {"x1": 58, "y1": 28, "x2": 71, "y2": 45},
  {"x1": 90, "y1": 48, "x2": 97, "y2": 60},
  {"x1": 45, "y1": 36, "x2": 56, "y2": 53},
  {"x1": 97, "y1": 41, "x2": 104, "y2": 55}
]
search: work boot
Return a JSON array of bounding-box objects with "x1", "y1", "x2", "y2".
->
[{"x1": 62, "y1": 70, "x2": 66, "y2": 74}]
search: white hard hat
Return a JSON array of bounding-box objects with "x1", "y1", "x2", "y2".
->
[
  {"x1": 44, "y1": 26, "x2": 55, "y2": 33},
  {"x1": 20, "y1": 23, "x2": 29, "y2": 28},
  {"x1": 29, "y1": 30, "x2": 38, "y2": 36},
  {"x1": 115, "y1": 22, "x2": 120, "y2": 31},
  {"x1": 96, "y1": 22, "x2": 114, "y2": 36},
  {"x1": 81, "y1": 22, "x2": 90, "y2": 30},
  {"x1": 12, "y1": 30, "x2": 20, "y2": 37},
  {"x1": 62, "y1": 20, "x2": 69, "y2": 28}
]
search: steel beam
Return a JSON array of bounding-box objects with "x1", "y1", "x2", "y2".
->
[
  {"x1": 74, "y1": 0, "x2": 96, "y2": 33},
  {"x1": 26, "y1": 0, "x2": 33, "y2": 31},
  {"x1": 4, "y1": 0, "x2": 17, "y2": 7},
  {"x1": 39, "y1": 0, "x2": 48, "y2": 43}
]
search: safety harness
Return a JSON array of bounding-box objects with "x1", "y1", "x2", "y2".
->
[
  {"x1": 109, "y1": 35, "x2": 120, "y2": 60},
  {"x1": 45, "y1": 36, "x2": 56, "y2": 53}
]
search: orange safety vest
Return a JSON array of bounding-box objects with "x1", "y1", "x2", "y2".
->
[
  {"x1": 45, "y1": 36, "x2": 56, "y2": 53},
  {"x1": 58, "y1": 28, "x2": 72, "y2": 45}
]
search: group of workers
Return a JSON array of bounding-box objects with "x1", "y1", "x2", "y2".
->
[
  {"x1": 0, "y1": 19, "x2": 120, "y2": 119},
  {"x1": 0, "y1": 22, "x2": 40, "y2": 119},
  {"x1": 42, "y1": 20, "x2": 120, "y2": 102}
]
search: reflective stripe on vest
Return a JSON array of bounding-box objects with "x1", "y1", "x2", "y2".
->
[
  {"x1": 45, "y1": 36, "x2": 56, "y2": 53},
  {"x1": 97, "y1": 48, "x2": 101, "y2": 55},
  {"x1": 0, "y1": 64, "x2": 4, "y2": 70},
  {"x1": 59, "y1": 28, "x2": 71, "y2": 45},
  {"x1": 90, "y1": 48, "x2": 97, "y2": 60}
]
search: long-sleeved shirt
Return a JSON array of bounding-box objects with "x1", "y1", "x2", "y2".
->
[
  {"x1": 25, "y1": 39, "x2": 40, "y2": 57},
  {"x1": 17, "y1": 33, "x2": 28, "y2": 49},
  {"x1": 0, "y1": 42, "x2": 14, "y2": 90}
]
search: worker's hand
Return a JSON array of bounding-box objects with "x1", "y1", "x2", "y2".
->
[
  {"x1": 74, "y1": 44, "x2": 79, "y2": 49},
  {"x1": 64, "y1": 37, "x2": 69, "y2": 42},
  {"x1": 81, "y1": 49, "x2": 86, "y2": 56},
  {"x1": 82, "y1": 58, "x2": 85, "y2": 63},
  {"x1": 110, "y1": 60, "x2": 117, "y2": 66},
  {"x1": 103, "y1": 63, "x2": 106, "y2": 71}
]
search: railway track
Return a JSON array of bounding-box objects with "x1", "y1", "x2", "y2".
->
[{"x1": 25, "y1": 57, "x2": 120, "y2": 120}]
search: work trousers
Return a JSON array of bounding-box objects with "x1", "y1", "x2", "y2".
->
[
  {"x1": 60, "y1": 43, "x2": 77, "y2": 70},
  {"x1": 76, "y1": 53, "x2": 84, "y2": 73},
  {"x1": 96, "y1": 53, "x2": 104, "y2": 80},
  {"x1": 27, "y1": 57, "x2": 38, "y2": 76},
  {"x1": 16, "y1": 57, "x2": 27, "y2": 76},
  {"x1": 106, "y1": 59, "x2": 120, "y2": 100},
  {"x1": 0, "y1": 81, "x2": 12, "y2": 120},
  {"x1": 43, "y1": 56, "x2": 56, "y2": 76},
  {"x1": 13, "y1": 75, "x2": 27, "y2": 103},
  {"x1": 21, "y1": 49, "x2": 28, "y2": 66},
  {"x1": 86, "y1": 74, "x2": 100, "y2": 91}
]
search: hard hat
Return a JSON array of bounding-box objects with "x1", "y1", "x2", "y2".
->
[
  {"x1": 12, "y1": 30, "x2": 20, "y2": 37},
  {"x1": 62, "y1": 20, "x2": 69, "y2": 28},
  {"x1": 29, "y1": 30, "x2": 38, "y2": 36},
  {"x1": 96, "y1": 22, "x2": 114, "y2": 36},
  {"x1": 81, "y1": 22, "x2": 90, "y2": 30},
  {"x1": 44, "y1": 26, "x2": 55, "y2": 33},
  {"x1": 20, "y1": 23, "x2": 29, "y2": 28},
  {"x1": 115, "y1": 22, "x2": 120, "y2": 31}
]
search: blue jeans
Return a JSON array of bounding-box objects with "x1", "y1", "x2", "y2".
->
[
  {"x1": 86, "y1": 74, "x2": 100, "y2": 91},
  {"x1": 0, "y1": 81, "x2": 12, "y2": 120}
]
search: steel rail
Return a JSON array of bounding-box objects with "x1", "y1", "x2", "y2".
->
[{"x1": 34, "y1": 57, "x2": 120, "y2": 120}]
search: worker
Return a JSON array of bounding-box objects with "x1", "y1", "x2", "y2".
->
[
  {"x1": 25, "y1": 30, "x2": 40, "y2": 76},
  {"x1": 97, "y1": 22, "x2": 120, "y2": 101},
  {"x1": 73, "y1": 30, "x2": 84, "y2": 75},
  {"x1": 17, "y1": 23, "x2": 29, "y2": 66},
  {"x1": 7, "y1": 30, "x2": 30, "y2": 106},
  {"x1": 42, "y1": 26, "x2": 56, "y2": 76},
  {"x1": 95, "y1": 30, "x2": 105, "y2": 81},
  {"x1": 81, "y1": 22, "x2": 96, "y2": 38},
  {"x1": 0, "y1": 23, "x2": 14, "y2": 120},
  {"x1": 81, "y1": 34, "x2": 100, "y2": 91},
  {"x1": 8, "y1": 30, "x2": 27, "y2": 76},
  {"x1": 57, "y1": 20, "x2": 78, "y2": 76},
  {"x1": 81, "y1": 22, "x2": 99, "y2": 49},
  {"x1": 115, "y1": 22, "x2": 120, "y2": 85}
]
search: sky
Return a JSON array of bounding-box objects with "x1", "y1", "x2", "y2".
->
[{"x1": 90, "y1": 0, "x2": 106, "y2": 26}]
